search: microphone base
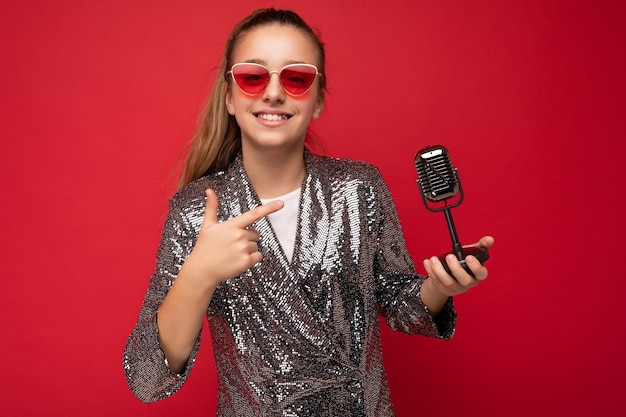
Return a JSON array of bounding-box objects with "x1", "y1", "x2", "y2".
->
[{"x1": 439, "y1": 246, "x2": 489, "y2": 278}]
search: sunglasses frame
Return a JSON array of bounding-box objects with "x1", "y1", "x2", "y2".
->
[{"x1": 226, "y1": 62, "x2": 322, "y2": 96}]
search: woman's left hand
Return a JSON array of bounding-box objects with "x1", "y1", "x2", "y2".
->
[{"x1": 423, "y1": 235, "x2": 494, "y2": 298}]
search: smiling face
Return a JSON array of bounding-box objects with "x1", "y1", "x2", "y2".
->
[{"x1": 225, "y1": 24, "x2": 324, "y2": 155}]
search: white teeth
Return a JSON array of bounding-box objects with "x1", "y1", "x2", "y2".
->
[{"x1": 257, "y1": 113, "x2": 289, "y2": 121}]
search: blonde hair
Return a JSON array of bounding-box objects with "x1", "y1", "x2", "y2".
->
[{"x1": 177, "y1": 8, "x2": 327, "y2": 190}]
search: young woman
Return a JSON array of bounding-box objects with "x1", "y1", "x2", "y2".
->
[{"x1": 124, "y1": 8, "x2": 494, "y2": 416}]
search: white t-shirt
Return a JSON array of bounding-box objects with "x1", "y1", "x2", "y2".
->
[{"x1": 260, "y1": 188, "x2": 301, "y2": 262}]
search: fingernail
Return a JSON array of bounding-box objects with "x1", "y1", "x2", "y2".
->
[{"x1": 423, "y1": 259, "x2": 430, "y2": 268}]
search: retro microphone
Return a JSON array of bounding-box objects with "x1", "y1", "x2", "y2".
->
[{"x1": 414, "y1": 145, "x2": 489, "y2": 276}]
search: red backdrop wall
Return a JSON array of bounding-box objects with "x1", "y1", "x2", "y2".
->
[{"x1": 2, "y1": 0, "x2": 625, "y2": 416}]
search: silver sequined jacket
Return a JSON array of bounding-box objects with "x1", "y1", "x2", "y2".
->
[{"x1": 124, "y1": 151, "x2": 456, "y2": 416}]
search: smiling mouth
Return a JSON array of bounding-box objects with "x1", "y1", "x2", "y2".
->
[{"x1": 255, "y1": 113, "x2": 291, "y2": 121}]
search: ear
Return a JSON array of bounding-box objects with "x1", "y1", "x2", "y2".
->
[
  {"x1": 225, "y1": 89, "x2": 235, "y2": 115},
  {"x1": 312, "y1": 97, "x2": 324, "y2": 119}
]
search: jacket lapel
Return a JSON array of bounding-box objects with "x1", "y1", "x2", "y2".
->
[{"x1": 291, "y1": 151, "x2": 331, "y2": 279}]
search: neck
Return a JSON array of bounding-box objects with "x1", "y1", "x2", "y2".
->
[{"x1": 242, "y1": 145, "x2": 306, "y2": 199}]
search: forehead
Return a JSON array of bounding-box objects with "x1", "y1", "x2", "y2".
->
[{"x1": 232, "y1": 24, "x2": 320, "y2": 67}]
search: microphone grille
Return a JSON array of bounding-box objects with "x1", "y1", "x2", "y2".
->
[{"x1": 414, "y1": 145, "x2": 459, "y2": 202}]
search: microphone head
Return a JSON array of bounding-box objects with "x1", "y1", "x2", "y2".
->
[{"x1": 414, "y1": 145, "x2": 460, "y2": 202}]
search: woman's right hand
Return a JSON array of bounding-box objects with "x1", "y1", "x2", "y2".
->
[
  {"x1": 181, "y1": 188, "x2": 284, "y2": 290},
  {"x1": 157, "y1": 188, "x2": 284, "y2": 373}
]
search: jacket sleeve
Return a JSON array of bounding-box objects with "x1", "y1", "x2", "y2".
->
[
  {"x1": 123, "y1": 197, "x2": 203, "y2": 402},
  {"x1": 371, "y1": 170, "x2": 456, "y2": 340}
]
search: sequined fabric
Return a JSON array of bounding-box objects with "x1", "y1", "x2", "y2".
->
[{"x1": 123, "y1": 151, "x2": 456, "y2": 416}]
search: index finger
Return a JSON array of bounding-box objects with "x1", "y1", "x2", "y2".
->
[{"x1": 232, "y1": 200, "x2": 284, "y2": 228}]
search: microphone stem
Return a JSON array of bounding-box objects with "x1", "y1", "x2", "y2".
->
[{"x1": 443, "y1": 208, "x2": 464, "y2": 260}]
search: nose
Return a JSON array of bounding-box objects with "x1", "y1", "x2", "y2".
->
[{"x1": 262, "y1": 71, "x2": 286, "y2": 103}]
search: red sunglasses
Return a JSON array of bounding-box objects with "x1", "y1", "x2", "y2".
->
[{"x1": 227, "y1": 63, "x2": 321, "y2": 96}]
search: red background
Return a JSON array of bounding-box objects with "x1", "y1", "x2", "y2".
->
[{"x1": 2, "y1": 0, "x2": 625, "y2": 416}]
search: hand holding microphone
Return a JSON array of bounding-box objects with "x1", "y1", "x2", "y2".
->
[{"x1": 414, "y1": 145, "x2": 490, "y2": 277}]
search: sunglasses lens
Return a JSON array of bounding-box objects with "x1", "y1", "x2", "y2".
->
[
  {"x1": 280, "y1": 65, "x2": 318, "y2": 95},
  {"x1": 231, "y1": 64, "x2": 269, "y2": 94}
]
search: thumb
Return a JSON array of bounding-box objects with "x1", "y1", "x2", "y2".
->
[
  {"x1": 202, "y1": 188, "x2": 219, "y2": 227},
  {"x1": 475, "y1": 235, "x2": 494, "y2": 250}
]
